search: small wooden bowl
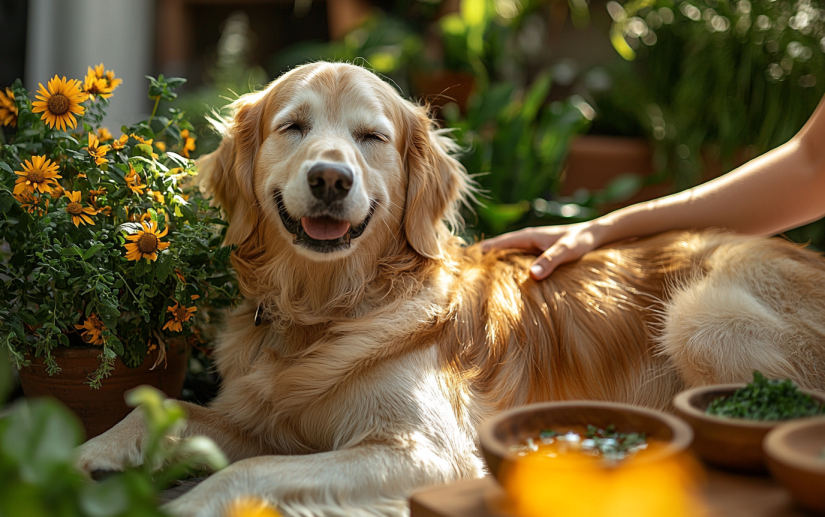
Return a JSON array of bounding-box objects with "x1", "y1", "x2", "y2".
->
[
  {"x1": 673, "y1": 384, "x2": 825, "y2": 473},
  {"x1": 764, "y1": 418, "x2": 825, "y2": 514},
  {"x1": 479, "y1": 401, "x2": 694, "y2": 484}
]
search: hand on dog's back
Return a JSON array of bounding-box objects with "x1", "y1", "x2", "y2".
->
[{"x1": 482, "y1": 222, "x2": 602, "y2": 280}]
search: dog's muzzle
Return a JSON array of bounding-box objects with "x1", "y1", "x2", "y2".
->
[{"x1": 274, "y1": 190, "x2": 375, "y2": 253}]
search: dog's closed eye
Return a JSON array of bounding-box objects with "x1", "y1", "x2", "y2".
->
[
  {"x1": 279, "y1": 120, "x2": 309, "y2": 136},
  {"x1": 354, "y1": 129, "x2": 388, "y2": 144}
]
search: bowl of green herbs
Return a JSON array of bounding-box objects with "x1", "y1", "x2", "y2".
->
[{"x1": 673, "y1": 372, "x2": 825, "y2": 472}]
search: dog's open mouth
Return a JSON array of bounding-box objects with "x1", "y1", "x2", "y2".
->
[{"x1": 274, "y1": 191, "x2": 375, "y2": 253}]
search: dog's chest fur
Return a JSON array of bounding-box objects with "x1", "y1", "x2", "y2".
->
[{"x1": 209, "y1": 275, "x2": 482, "y2": 457}]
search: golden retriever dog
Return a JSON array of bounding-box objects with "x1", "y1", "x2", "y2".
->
[{"x1": 78, "y1": 62, "x2": 825, "y2": 516}]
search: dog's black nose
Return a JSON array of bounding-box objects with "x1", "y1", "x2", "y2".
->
[{"x1": 307, "y1": 163, "x2": 353, "y2": 203}]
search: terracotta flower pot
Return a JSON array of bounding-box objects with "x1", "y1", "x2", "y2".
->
[
  {"x1": 18, "y1": 344, "x2": 188, "y2": 438},
  {"x1": 412, "y1": 70, "x2": 476, "y2": 113}
]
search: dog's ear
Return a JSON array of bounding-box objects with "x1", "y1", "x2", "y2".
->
[
  {"x1": 403, "y1": 104, "x2": 473, "y2": 259},
  {"x1": 198, "y1": 90, "x2": 267, "y2": 245}
]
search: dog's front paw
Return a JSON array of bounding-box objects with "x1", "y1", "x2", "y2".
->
[
  {"x1": 75, "y1": 409, "x2": 147, "y2": 473},
  {"x1": 75, "y1": 435, "x2": 129, "y2": 472}
]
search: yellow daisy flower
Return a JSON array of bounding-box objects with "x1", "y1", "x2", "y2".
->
[
  {"x1": 51, "y1": 184, "x2": 65, "y2": 199},
  {"x1": 111, "y1": 133, "x2": 129, "y2": 150},
  {"x1": 14, "y1": 155, "x2": 62, "y2": 195},
  {"x1": 155, "y1": 141, "x2": 167, "y2": 152},
  {"x1": 32, "y1": 76, "x2": 88, "y2": 131},
  {"x1": 83, "y1": 132, "x2": 111, "y2": 166},
  {"x1": 162, "y1": 301, "x2": 197, "y2": 332},
  {"x1": 64, "y1": 191, "x2": 97, "y2": 226},
  {"x1": 125, "y1": 167, "x2": 146, "y2": 195},
  {"x1": 88, "y1": 186, "x2": 107, "y2": 208},
  {"x1": 130, "y1": 133, "x2": 159, "y2": 159},
  {"x1": 225, "y1": 498, "x2": 282, "y2": 517},
  {"x1": 96, "y1": 127, "x2": 113, "y2": 141},
  {"x1": 180, "y1": 129, "x2": 196, "y2": 158},
  {"x1": 14, "y1": 191, "x2": 49, "y2": 216},
  {"x1": 123, "y1": 220, "x2": 169, "y2": 261},
  {"x1": 83, "y1": 72, "x2": 112, "y2": 101},
  {"x1": 130, "y1": 133, "x2": 153, "y2": 146},
  {"x1": 89, "y1": 63, "x2": 123, "y2": 93},
  {"x1": 147, "y1": 189, "x2": 165, "y2": 204},
  {"x1": 0, "y1": 87, "x2": 18, "y2": 127},
  {"x1": 75, "y1": 313, "x2": 106, "y2": 346}
]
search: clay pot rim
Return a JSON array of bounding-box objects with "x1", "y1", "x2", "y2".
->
[
  {"x1": 673, "y1": 384, "x2": 825, "y2": 430},
  {"x1": 764, "y1": 418, "x2": 825, "y2": 474},
  {"x1": 479, "y1": 400, "x2": 694, "y2": 474},
  {"x1": 26, "y1": 345, "x2": 106, "y2": 358}
]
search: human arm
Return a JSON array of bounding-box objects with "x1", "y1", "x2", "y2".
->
[{"x1": 483, "y1": 94, "x2": 825, "y2": 280}]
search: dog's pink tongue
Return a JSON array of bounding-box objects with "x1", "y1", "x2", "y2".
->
[{"x1": 301, "y1": 216, "x2": 351, "y2": 240}]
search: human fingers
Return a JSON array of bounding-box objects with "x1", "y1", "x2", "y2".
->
[
  {"x1": 528, "y1": 241, "x2": 585, "y2": 280},
  {"x1": 481, "y1": 228, "x2": 563, "y2": 254}
]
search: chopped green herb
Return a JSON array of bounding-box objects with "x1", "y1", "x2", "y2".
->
[
  {"x1": 706, "y1": 371, "x2": 825, "y2": 421},
  {"x1": 581, "y1": 425, "x2": 648, "y2": 460},
  {"x1": 539, "y1": 429, "x2": 558, "y2": 440},
  {"x1": 514, "y1": 425, "x2": 649, "y2": 461}
]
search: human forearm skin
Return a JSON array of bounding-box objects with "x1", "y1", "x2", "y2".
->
[{"x1": 592, "y1": 96, "x2": 825, "y2": 248}]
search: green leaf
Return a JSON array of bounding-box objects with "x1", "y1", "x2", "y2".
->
[
  {"x1": 521, "y1": 71, "x2": 553, "y2": 123},
  {"x1": 60, "y1": 245, "x2": 83, "y2": 257},
  {"x1": 97, "y1": 303, "x2": 121, "y2": 330},
  {"x1": 0, "y1": 160, "x2": 14, "y2": 174},
  {"x1": 107, "y1": 336, "x2": 125, "y2": 356},
  {"x1": 135, "y1": 143, "x2": 155, "y2": 157},
  {"x1": 3, "y1": 398, "x2": 84, "y2": 484},
  {"x1": 461, "y1": 0, "x2": 488, "y2": 26},
  {"x1": 0, "y1": 192, "x2": 14, "y2": 214},
  {"x1": 478, "y1": 201, "x2": 530, "y2": 236},
  {"x1": 601, "y1": 174, "x2": 643, "y2": 204},
  {"x1": 178, "y1": 202, "x2": 196, "y2": 224},
  {"x1": 80, "y1": 476, "x2": 130, "y2": 517},
  {"x1": 156, "y1": 255, "x2": 173, "y2": 283},
  {"x1": 83, "y1": 244, "x2": 104, "y2": 260}
]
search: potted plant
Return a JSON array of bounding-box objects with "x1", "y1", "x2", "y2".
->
[{"x1": 0, "y1": 67, "x2": 238, "y2": 436}]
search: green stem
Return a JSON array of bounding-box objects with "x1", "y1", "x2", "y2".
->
[{"x1": 148, "y1": 96, "x2": 161, "y2": 125}]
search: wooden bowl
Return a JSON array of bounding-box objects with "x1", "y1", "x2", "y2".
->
[
  {"x1": 673, "y1": 384, "x2": 825, "y2": 473},
  {"x1": 478, "y1": 401, "x2": 694, "y2": 484},
  {"x1": 764, "y1": 418, "x2": 825, "y2": 514}
]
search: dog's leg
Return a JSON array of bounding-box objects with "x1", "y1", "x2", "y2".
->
[
  {"x1": 77, "y1": 402, "x2": 265, "y2": 472},
  {"x1": 659, "y1": 238, "x2": 825, "y2": 389},
  {"x1": 162, "y1": 440, "x2": 473, "y2": 517}
]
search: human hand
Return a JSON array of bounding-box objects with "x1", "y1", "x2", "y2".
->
[{"x1": 481, "y1": 222, "x2": 604, "y2": 280}]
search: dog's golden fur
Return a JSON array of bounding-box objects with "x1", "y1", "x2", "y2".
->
[{"x1": 78, "y1": 63, "x2": 825, "y2": 517}]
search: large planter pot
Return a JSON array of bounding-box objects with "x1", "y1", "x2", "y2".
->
[
  {"x1": 19, "y1": 344, "x2": 188, "y2": 438},
  {"x1": 562, "y1": 135, "x2": 669, "y2": 210},
  {"x1": 562, "y1": 136, "x2": 749, "y2": 211}
]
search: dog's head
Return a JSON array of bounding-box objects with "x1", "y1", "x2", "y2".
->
[{"x1": 200, "y1": 62, "x2": 473, "y2": 277}]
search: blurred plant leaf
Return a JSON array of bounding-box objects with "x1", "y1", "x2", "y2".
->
[{"x1": 3, "y1": 398, "x2": 84, "y2": 484}]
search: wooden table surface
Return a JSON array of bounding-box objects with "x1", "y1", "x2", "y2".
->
[{"x1": 409, "y1": 466, "x2": 809, "y2": 517}]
